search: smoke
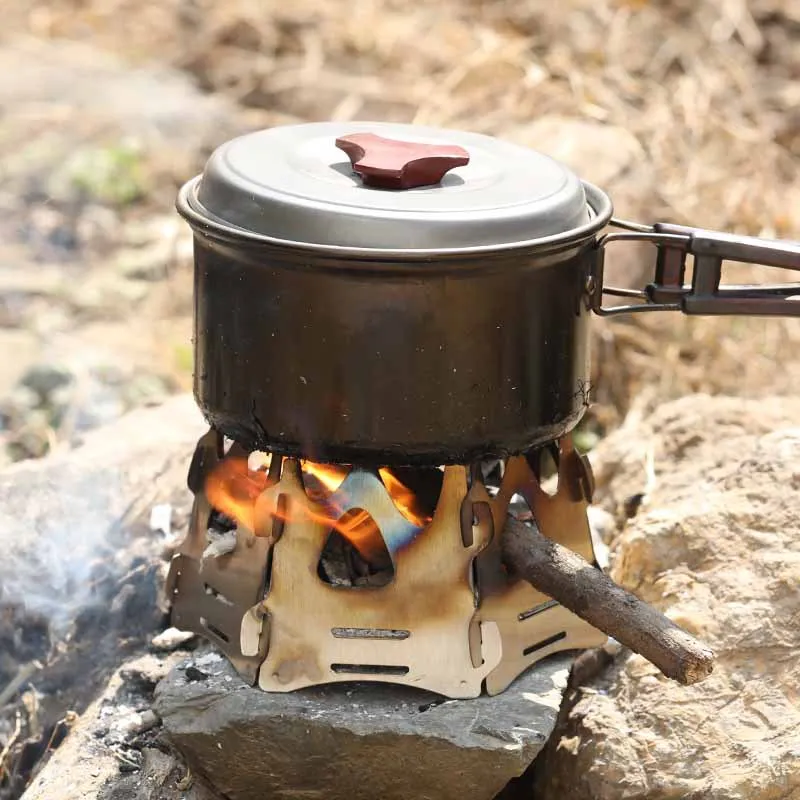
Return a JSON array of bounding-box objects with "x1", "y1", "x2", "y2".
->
[
  {"x1": 0, "y1": 395, "x2": 199, "y2": 641},
  {"x1": 0, "y1": 445, "x2": 175, "y2": 640}
]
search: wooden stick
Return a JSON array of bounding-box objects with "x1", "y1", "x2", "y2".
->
[{"x1": 500, "y1": 516, "x2": 714, "y2": 685}]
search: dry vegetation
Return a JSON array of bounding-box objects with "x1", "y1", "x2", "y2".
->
[{"x1": 4, "y1": 0, "x2": 800, "y2": 433}]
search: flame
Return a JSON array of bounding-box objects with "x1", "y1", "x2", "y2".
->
[
  {"x1": 377, "y1": 468, "x2": 429, "y2": 527},
  {"x1": 300, "y1": 460, "x2": 349, "y2": 498},
  {"x1": 330, "y1": 508, "x2": 385, "y2": 562},
  {"x1": 205, "y1": 457, "x2": 268, "y2": 533},
  {"x1": 204, "y1": 456, "x2": 433, "y2": 561}
]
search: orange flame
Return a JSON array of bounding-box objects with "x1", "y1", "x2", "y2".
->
[
  {"x1": 300, "y1": 460, "x2": 348, "y2": 498},
  {"x1": 205, "y1": 457, "x2": 267, "y2": 533},
  {"x1": 204, "y1": 456, "x2": 432, "y2": 561},
  {"x1": 377, "y1": 468, "x2": 429, "y2": 528}
]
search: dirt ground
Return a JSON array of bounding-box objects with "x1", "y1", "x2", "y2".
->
[{"x1": 0, "y1": 0, "x2": 798, "y2": 464}]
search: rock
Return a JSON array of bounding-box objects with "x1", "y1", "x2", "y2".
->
[
  {"x1": 0, "y1": 396, "x2": 207, "y2": 795},
  {"x1": 0, "y1": 392, "x2": 202, "y2": 622},
  {"x1": 22, "y1": 653, "x2": 220, "y2": 800},
  {"x1": 506, "y1": 116, "x2": 648, "y2": 191},
  {"x1": 533, "y1": 394, "x2": 800, "y2": 800},
  {"x1": 155, "y1": 651, "x2": 576, "y2": 800}
]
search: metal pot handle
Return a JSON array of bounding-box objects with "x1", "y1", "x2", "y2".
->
[{"x1": 590, "y1": 218, "x2": 800, "y2": 317}]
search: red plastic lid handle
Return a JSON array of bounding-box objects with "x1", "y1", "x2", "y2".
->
[{"x1": 335, "y1": 132, "x2": 470, "y2": 190}]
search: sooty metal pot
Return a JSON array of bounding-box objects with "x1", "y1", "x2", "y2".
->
[{"x1": 177, "y1": 121, "x2": 800, "y2": 465}]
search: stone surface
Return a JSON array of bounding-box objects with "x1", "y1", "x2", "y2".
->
[
  {"x1": 534, "y1": 394, "x2": 800, "y2": 800},
  {"x1": 22, "y1": 653, "x2": 220, "y2": 800},
  {"x1": 155, "y1": 649, "x2": 576, "y2": 800}
]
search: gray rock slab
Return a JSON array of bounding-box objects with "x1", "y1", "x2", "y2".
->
[{"x1": 155, "y1": 650, "x2": 575, "y2": 800}]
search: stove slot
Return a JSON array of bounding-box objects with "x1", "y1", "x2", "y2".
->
[
  {"x1": 200, "y1": 617, "x2": 231, "y2": 645},
  {"x1": 331, "y1": 628, "x2": 410, "y2": 640},
  {"x1": 522, "y1": 631, "x2": 567, "y2": 657},
  {"x1": 204, "y1": 584, "x2": 234, "y2": 607},
  {"x1": 330, "y1": 664, "x2": 411, "y2": 677},
  {"x1": 518, "y1": 599, "x2": 560, "y2": 622}
]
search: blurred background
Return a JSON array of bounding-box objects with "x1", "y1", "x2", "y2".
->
[{"x1": 1, "y1": 0, "x2": 798, "y2": 465}]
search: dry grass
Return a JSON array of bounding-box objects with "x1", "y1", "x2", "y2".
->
[{"x1": 6, "y1": 0, "x2": 800, "y2": 431}]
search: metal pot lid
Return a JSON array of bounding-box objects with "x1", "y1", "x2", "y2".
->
[{"x1": 185, "y1": 121, "x2": 597, "y2": 252}]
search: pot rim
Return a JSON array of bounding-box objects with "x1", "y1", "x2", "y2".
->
[{"x1": 177, "y1": 176, "x2": 613, "y2": 261}]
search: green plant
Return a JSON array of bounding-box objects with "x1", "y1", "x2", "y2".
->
[{"x1": 67, "y1": 141, "x2": 147, "y2": 206}]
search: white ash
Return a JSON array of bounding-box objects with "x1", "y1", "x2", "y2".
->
[
  {"x1": 202, "y1": 529, "x2": 237, "y2": 561},
  {"x1": 148, "y1": 503, "x2": 172, "y2": 537},
  {"x1": 150, "y1": 627, "x2": 196, "y2": 651},
  {"x1": 193, "y1": 652, "x2": 223, "y2": 669},
  {"x1": 177, "y1": 650, "x2": 225, "y2": 680},
  {"x1": 102, "y1": 705, "x2": 160, "y2": 742}
]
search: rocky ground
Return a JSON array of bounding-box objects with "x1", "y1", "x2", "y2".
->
[
  {"x1": 0, "y1": 0, "x2": 798, "y2": 464},
  {"x1": 0, "y1": 35, "x2": 247, "y2": 467},
  {"x1": 534, "y1": 395, "x2": 800, "y2": 799},
  {"x1": 2, "y1": 393, "x2": 798, "y2": 799}
]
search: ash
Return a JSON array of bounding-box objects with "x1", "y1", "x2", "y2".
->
[{"x1": 0, "y1": 509, "x2": 194, "y2": 799}]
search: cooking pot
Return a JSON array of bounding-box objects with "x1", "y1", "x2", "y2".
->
[{"x1": 177, "y1": 121, "x2": 800, "y2": 465}]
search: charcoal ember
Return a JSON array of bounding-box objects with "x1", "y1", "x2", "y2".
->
[
  {"x1": 318, "y1": 532, "x2": 393, "y2": 588},
  {"x1": 0, "y1": 606, "x2": 50, "y2": 690},
  {"x1": 318, "y1": 533, "x2": 352, "y2": 587},
  {"x1": 183, "y1": 666, "x2": 207, "y2": 683},
  {"x1": 207, "y1": 509, "x2": 236, "y2": 533}
]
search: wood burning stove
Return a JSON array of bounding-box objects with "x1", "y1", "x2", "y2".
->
[
  {"x1": 166, "y1": 121, "x2": 800, "y2": 697},
  {"x1": 167, "y1": 432, "x2": 605, "y2": 697}
]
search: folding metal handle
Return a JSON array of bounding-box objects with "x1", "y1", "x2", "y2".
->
[{"x1": 591, "y1": 219, "x2": 800, "y2": 317}]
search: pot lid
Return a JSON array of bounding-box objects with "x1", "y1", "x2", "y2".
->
[{"x1": 184, "y1": 121, "x2": 601, "y2": 252}]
